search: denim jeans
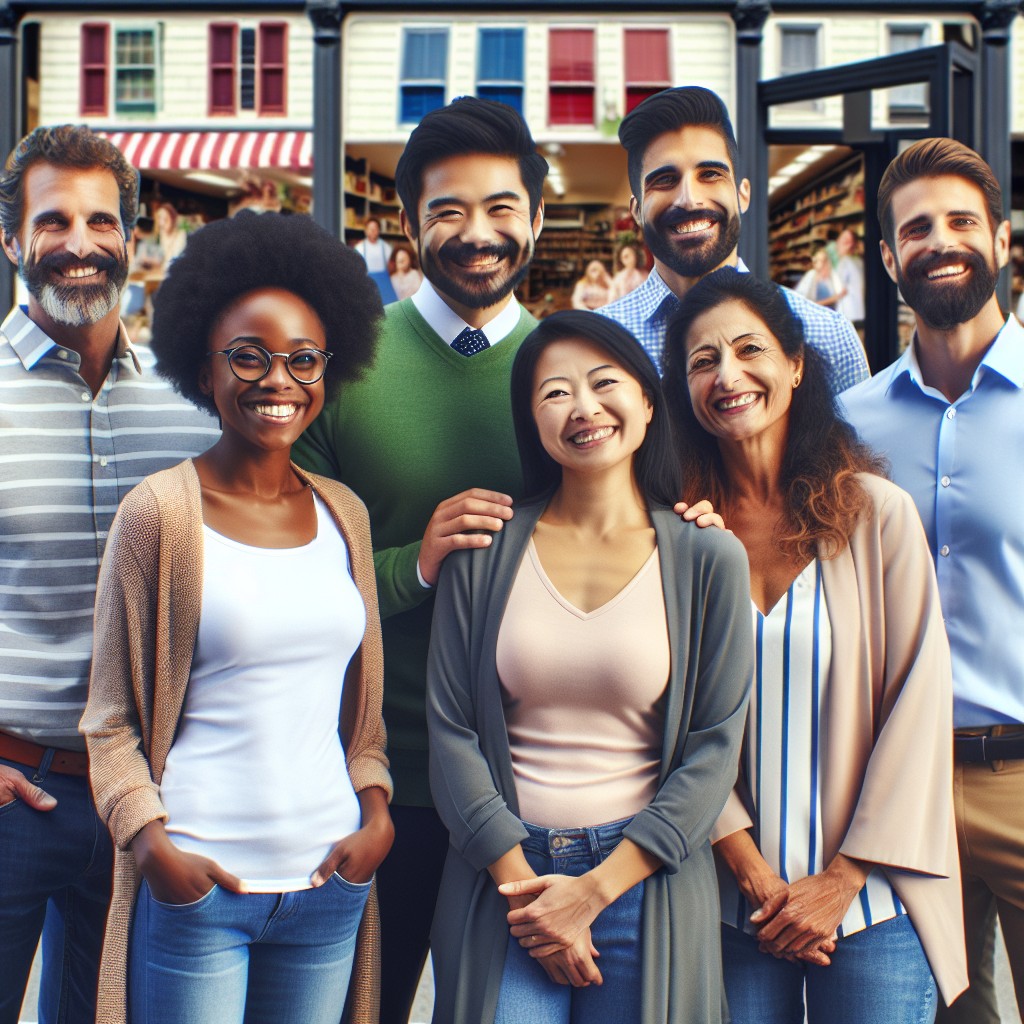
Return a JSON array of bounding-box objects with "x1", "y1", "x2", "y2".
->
[
  {"x1": 721, "y1": 915, "x2": 938, "y2": 1024},
  {"x1": 129, "y1": 873, "x2": 371, "y2": 1024},
  {"x1": 494, "y1": 817, "x2": 644, "y2": 1024},
  {"x1": 0, "y1": 754, "x2": 112, "y2": 1024}
]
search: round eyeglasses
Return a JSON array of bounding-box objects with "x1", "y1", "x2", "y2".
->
[{"x1": 210, "y1": 344, "x2": 332, "y2": 385}]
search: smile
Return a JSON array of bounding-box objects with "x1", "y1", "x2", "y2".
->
[
  {"x1": 60, "y1": 266, "x2": 100, "y2": 280},
  {"x1": 571, "y1": 426, "x2": 615, "y2": 446},
  {"x1": 247, "y1": 402, "x2": 300, "y2": 419},
  {"x1": 715, "y1": 393, "x2": 759, "y2": 411},
  {"x1": 925, "y1": 263, "x2": 967, "y2": 281},
  {"x1": 672, "y1": 218, "x2": 715, "y2": 235}
]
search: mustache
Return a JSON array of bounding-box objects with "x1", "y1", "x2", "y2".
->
[
  {"x1": 437, "y1": 238, "x2": 521, "y2": 264},
  {"x1": 32, "y1": 249, "x2": 123, "y2": 277},
  {"x1": 906, "y1": 247, "x2": 984, "y2": 279},
  {"x1": 657, "y1": 207, "x2": 726, "y2": 231}
]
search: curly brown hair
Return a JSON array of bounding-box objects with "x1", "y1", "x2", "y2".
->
[{"x1": 663, "y1": 268, "x2": 886, "y2": 560}]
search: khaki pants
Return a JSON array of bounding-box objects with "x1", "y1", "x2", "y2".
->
[{"x1": 937, "y1": 742, "x2": 1024, "y2": 1023}]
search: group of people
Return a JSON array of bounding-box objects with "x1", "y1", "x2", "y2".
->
[
  {"x1": 570, "y1": 243, "x2": 651, "y2": 311},
  {"x1": 794, "y1": 230, "x2": 865, "y2": 330},
  {"x1": 0, "y1": 82, "x2": 1020, "y2": 1024}
]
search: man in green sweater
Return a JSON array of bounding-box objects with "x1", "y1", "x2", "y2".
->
[{"x1": 292, "y1": 96, "x2": 548, "y2": 1024}]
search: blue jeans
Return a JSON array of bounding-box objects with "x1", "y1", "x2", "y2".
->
[
  {"x1": 0, "y1": 754, "x2": 112, "y2": 1024},
  {"x1": 494, "y1": 817, "x2": 644, "y2": 1024},
  {"x1": 129, "y1": 874, "x2": 371, "y2": 1024},
  {"x1": 721, "y1": 915, "x2": 938, "y2": 1024}
]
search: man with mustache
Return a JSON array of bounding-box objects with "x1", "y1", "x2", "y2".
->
[
  {"x1": 600, "y1": 86, "x2": 868, "y2": 393},
  {"x1": 293, "y1": 96, "x2": 547, "y2": 1024},
  {"x1": 841, "y1": 138, "x2": 1024, "y2": 1023},
  {"x1": 0, "y1": 125, "x2": 218, "y2": 1024}
]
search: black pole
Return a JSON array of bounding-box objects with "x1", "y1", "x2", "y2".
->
[
  {"x1": 977, "y1": 0, "x2": 1020, "y2": 311},
  {"x1": 733, "y1": 0, "x2": 771, "y2": 279},
  {"x1": 307, "y1": 0, "x2": 342, "y2": 238},
  {"x1": 0, "y1": 1, "x2": 19, "y2": 309}
]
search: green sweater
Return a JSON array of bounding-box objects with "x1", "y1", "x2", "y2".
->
[{"x1": 292, "y1": 298, "x2": 534, "y2": 805}]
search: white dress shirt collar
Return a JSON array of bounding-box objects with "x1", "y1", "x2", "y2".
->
[{"x1": 410, "y1": 280, "x2": 521, "y2": 348}]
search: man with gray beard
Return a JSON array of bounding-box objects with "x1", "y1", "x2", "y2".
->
[{"x1": 0, "y1": 125, "x2": 218, "y2": 1024}]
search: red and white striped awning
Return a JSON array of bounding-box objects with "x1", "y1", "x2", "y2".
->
[{"x1": 97, "y1": 131, "x2": 312, "y2": 172}]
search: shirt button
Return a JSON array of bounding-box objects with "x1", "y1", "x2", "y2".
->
[
  {"x1": 946, "y1": 407, "x2": 956, "y2": 420},
  {"x1": 81, "y1": 392, "x2": 90, "y2": 402},
  {"x1": 941, "y1": 476, "x2": 951, "y2": 487},
  {"x1": 99, "y1": 456, "x2": 108, "y2": 468},
  {"x1": 58, "y1": 350, "x2": 68, "y2": 360},
  {"x1": 940, "y1": 544, "x2": 950, "y2": 557}
]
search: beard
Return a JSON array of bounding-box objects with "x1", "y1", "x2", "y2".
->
[
  {"x1": 895, "y1": 247, "x2": 998, "y2": 332},
  {"x1": 20, "y1": 247, "x2": 128, "y2": 327},
  {"x1": 643, "y1": 205, "x2": 741, "y2": 279},
  {"x1": 418, "y1": 235, "x2": 533, "y2": 310}
]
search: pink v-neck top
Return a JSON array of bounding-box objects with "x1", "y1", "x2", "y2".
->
[{"x1": 496, "y1": 539, "x2": 669, "y2": 828}]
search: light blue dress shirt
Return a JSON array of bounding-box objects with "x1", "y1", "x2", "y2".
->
[
  {"x1": 840, "y1": 315, "x2": 1024, "y2": 727},
  {"x1": 597, "y1": 258, "x2": 869, "y2": 394}
]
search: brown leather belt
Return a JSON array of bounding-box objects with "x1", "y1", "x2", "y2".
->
[
  {"x1": 0, "y1": 731, "x2": 89, "y2": 776},
  {"x1": 954, "y1": 726, "x2": 1024, "y2": 764}
]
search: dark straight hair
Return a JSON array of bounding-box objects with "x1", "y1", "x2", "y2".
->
[{"x1": 510, "y1": 310, "x2": 681, "y2": 508}]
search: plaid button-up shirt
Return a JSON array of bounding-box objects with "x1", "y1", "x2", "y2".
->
[{"x1": 598, "y1": 259, "x2": 869, "y2": 394}]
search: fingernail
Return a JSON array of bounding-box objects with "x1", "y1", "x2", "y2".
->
[{"x1": 310, "y1": 874, "x2": 322, "y2": 887}]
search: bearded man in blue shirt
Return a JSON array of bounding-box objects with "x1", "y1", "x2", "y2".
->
[{"x1": 841, "y1": 138, "x2": 1024, "y2": 1024}]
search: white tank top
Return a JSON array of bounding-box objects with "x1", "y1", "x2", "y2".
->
[{"x1": 161, "y1": 492, "x2": 365, "y2": 891}]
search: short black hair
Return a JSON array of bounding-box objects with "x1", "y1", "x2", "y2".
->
[
  {"x1": 510, "y1": 310, "x2": 680, "y2": 508},
  {"x1": 395, "y1": 96, "x2": 548, "y2": 236},
  {"x1": 151, "y1": 211, "x2": 383, "y2": 416},
  {"x1": 619, "y1": 86, "x2": 740, "y2": 200},
  {"x1": 0, "y1": 124, "x2": 139, "y2": 239}
]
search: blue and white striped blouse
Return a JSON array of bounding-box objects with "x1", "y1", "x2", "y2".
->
[{"x1": 719, "y1": 559, "x2": 906, "y2": 939}]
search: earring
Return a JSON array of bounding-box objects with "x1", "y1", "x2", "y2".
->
[{"x1": 793, "y1": 374, "x2": 801, "y2": 388}]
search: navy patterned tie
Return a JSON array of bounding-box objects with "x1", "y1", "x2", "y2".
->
[{"x1": 452, "y1": 327, "x2": 490, "y2": 357}]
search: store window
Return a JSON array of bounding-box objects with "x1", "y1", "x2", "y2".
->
[
  {"x1": 401, "y1": 28, "x2": 448, "y2": 124},
  {"x1": 778, "y1": 24, "x2": 821, "y2": 112},
  {"x1": 80, "y1": 24, "x2": 108, "y2": 116},
  {"x1": 624, "y1": 29, "x2": 670, "y2": 114},
  {"x1": 888, "y1": 25, "x2": 930, "y2": 115},
  {"x1": 208, "y1": 23, "x2": 287, "y2": 116},
  {"x1": 549, "y1": 28, "x2": 594, "y2": 126},
  {"x1": 115, "y1": 26, "x2": 160, "y2": 117},
  {"x1": 477, "y1": 28, "x2": 524, "y2": 113}
]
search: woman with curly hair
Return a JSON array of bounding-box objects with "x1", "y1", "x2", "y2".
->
[
  {"x1": 81, "y1": 211, "x2": 392, "y2": 1024},
  {"x1": 662, "y1": 267, "x2": 967, "y2": 1023}
]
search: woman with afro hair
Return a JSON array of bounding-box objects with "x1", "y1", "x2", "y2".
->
[{"x1": 82, "y1": 211, "x2": 394, "y2": 1024}]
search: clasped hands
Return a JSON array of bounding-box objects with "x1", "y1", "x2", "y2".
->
[{"x1": 497, "y1": 874, "x2": 606, "y2": 989}]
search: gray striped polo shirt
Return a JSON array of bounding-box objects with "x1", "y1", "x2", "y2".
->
[{"x1": 1, "y1": 305, "x2": 220, "y2": 750}]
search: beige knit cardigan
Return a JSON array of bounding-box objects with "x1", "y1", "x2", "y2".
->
[{"x1": 81, "y1": 459, "x2": 391, "y2": 1024}]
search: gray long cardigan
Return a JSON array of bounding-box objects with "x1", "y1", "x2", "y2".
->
[{"x1": 425, "y1": 500, "x2": 755, "y2": 1024}]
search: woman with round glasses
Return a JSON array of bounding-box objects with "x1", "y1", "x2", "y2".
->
[{"x1": 81, "y1": 211, "x2": 392, "y2": 1024}]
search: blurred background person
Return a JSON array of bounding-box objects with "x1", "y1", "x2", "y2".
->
[
  {"x1": 609, "y1": 242, "x2": 648, "y2": 302},
  {"x1": 571, "y1": 259, "x2": 613, "y2": 311},
  {"x1": 389, "y1": 244, "x2": 422, "y2": 301},
  {"x1": 795, "y1": 248, "x2": 845, "y2": 309}
]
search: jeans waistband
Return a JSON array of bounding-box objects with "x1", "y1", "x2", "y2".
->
[{"x1": 521, "y1": 816, "x2": 632, "y2": 860}]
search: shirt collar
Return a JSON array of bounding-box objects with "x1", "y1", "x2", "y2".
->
[
  {"x1": 892, "y1": 314, "x2": 1024, "y2": 397},
  {"x1": 410, "y1": 279, "x2": 521, "y2": 346},
  {"x1": 1, "y1": 304, "x2": 141, "y2": 373},
  {"x1": 639, "y1": 257, "x2": 751, "y2": 323}
]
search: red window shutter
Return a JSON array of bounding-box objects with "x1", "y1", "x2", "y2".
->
[
  {"x1": 549, "y1": 29, "x2": 594, "y2": 83},
  {"x1": 209, "y1": 24, "x2": 237, "y2": 115},
  {"x1": 259, "y1": 24, "x2": 287, "y2": 115},
  {"x1": 80, "y1": 24, "x2": 108, "y2": 116},
  {"x1": 624, "y1": 29, "x2": 670, "y2": 84},
  {"x1": 549, "y1": 87, "x2": 594, "y2": 126}
]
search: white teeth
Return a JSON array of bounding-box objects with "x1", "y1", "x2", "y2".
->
[
  {"x1": 674, "y1": 219, "x2": 713, "y2": 234},
  {"x1": 251, "y1": 403, "x2": 297, "y2": 418},
  {"x1": 572, "y1": 426, "x2": 615, "y2": 445},
  {"x1": 927, "y1": 264, "x2": 965, "y2": 280},
  {"x1": 717, "y1": 393, "x2": 758, "y2": 411},
  {"x1": 63, "y1": 266, "x2": 99, "y2": 279}
]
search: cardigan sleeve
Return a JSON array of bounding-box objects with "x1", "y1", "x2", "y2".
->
[
  {"x1": 426, "y1": 550, "x2": 529, "y2": 873},
  {"x1": 625, "y1": 529, "x2": 755, "y2": 873},
  {"x1": 836, "y1": 483, "x2": 955, "y2": 878},
  {"x1": 80, "y1": 484, "x2": 169, "y2": 851}
]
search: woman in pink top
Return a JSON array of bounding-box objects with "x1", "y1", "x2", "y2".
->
[{"x1": 426, "y1": 310, "x2": 755, "y2": 1023}]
